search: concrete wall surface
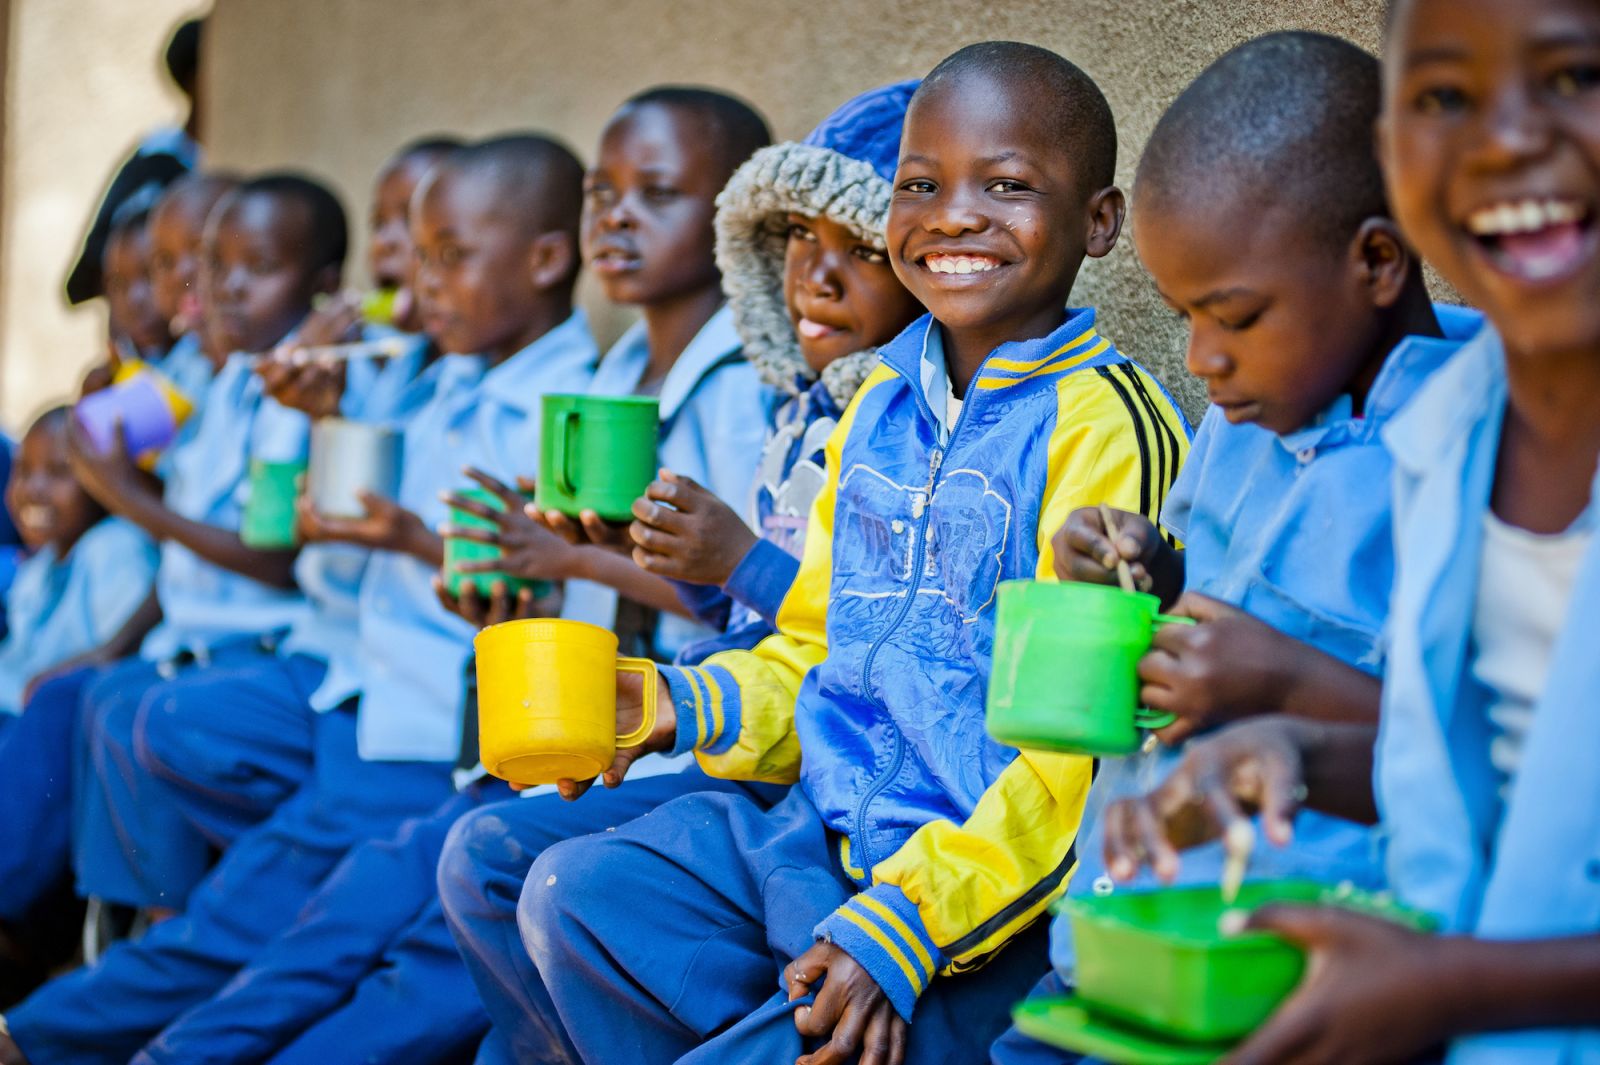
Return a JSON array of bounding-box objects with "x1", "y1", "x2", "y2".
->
[
  {"x1": 202, "y1": 0, "x2": 1392, "y2": 424},
  {"x1": 0, "y1": 0, "x2": 200, "y2": 431}
]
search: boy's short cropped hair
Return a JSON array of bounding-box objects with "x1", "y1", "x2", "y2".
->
[
  {"x1": 232, "y1": 172, "x2": 350, "y2": 273},
  {"x1": 442, "y1": 134, "x2": 585, "y2": 239},
  {"x1": 165, "y1": 17, "x2": 203, "y2": 94},
  {"x1": 623, "y1": 86, "x2": 773, "y2": 179},
  {"x1": 1136, "y1": 31, "x2": 1386, "y2": 251},
  {"x1": 916, "y1": 41, "x2": 1118, "y2": 194}
]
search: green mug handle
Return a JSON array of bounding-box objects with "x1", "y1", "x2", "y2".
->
[
  {"x1": 553, "y1": 409, "x2": 580, "y2": 499},
  {"x1": 1134, "y1": 613, "x2": 1199, "y2": 730}
]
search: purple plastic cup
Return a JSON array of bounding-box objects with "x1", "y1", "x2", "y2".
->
[{"x1": 75, "y1": 374, "x2": 179, "y2": 456}]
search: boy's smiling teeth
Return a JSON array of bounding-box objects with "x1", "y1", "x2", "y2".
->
[
  {"x1": 923, "y1": 253, "x2": 1000, "y2": 275},
  {"x1": 1465, "y1": 198, "x2": 1586, "y2": 236}
]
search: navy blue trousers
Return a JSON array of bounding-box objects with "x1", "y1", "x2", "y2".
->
[
  {"x1": 517, "y1": 785, "x2": 1050, "y2": 1064},
  {"x1": 74, "y1": 649, "x2": 326, "y2": 907},
  {"x1": 134, "y1": 780, "x2": 511, "y2": 1065},
  {"x1": 437, "y1": 764, "x2": 784, "y2": 1064},
  {"x1": 7, "y1": 705, "x2": 454, "y2": 1065}
]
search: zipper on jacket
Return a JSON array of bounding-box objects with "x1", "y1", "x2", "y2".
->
[{"x1": 848, "y1": 380, "x2": 975, "y2": 871}]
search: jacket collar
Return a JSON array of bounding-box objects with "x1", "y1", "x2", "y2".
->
[
  {"x1": 877, "y1": 308, "x2": 1119, "y2": 430},
  {"x1": 478, "y1": 311, "x2": 598, "y2": 415}
]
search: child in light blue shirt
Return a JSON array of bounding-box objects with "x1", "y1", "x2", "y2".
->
[{"x1": 0, "y1": 408, "x2": 156, "y2": 719}]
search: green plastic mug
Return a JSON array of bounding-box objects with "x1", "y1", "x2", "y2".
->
[
  {"x1": 443, "y1": 487, "x2": 550, "y2": 601},
  {"x1": 986, "y1": 580, "x2": 1192, "y2": 756},
  {"x1": 535, "y1": 394, "x2": 659, "y2": 522},
  {"x1": 240, "y1": 460, "x2": 306, "y2": 548}
]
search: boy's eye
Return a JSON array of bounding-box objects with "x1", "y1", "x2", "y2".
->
[
  {"x1": 786, "y1": 223, "x2": 816, "y2": 243},
  {"x1": 438, "y1": 245, "x2": 464, "y2": 267},
  {"x1": 1550, "y1": 63, "x2": 1600, "y2": 97},
  {"x1": 852, "y1": 245, "x2": 888, "y2": 264},
  {"x1": 988, "y1": 179, "x2": 1031, "y2": 194},
  {"x1": 1219, "y1": 310, "x2": 1263, "y2": 332},
  {"x1": 583, "y1": 183, "x2": 615, "y2": 204},
  {"x1": 643, "y1": 185, "x2": 679, "y2": 202},
  {"x1": 1414, "y1": 84, "x2": 1470, "y2": 115},
  {"x1": 898, "y1": 179, "x2": 937, "y2": 194}
]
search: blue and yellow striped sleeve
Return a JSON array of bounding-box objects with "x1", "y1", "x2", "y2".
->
[
  {"x1": 659, "y1": 366, "x2": 896, "y2": 784},
  {"x1": 816, "y1": 363, "x2": 1191, "y2": 1020}
]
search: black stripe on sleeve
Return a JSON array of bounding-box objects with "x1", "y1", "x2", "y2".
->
[{"x1": 1094, "y1": 366, "x2": 1153, "y2": 520}]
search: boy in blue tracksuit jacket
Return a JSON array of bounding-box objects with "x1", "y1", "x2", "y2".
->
[
  {"x1": 437, "y1": 81, "x2": 926, "y2": 1063},
  {"x1": 70, "y1": 140, "x2": 459, "y2": 916},
  {"x1": 986, "y1": 33, "x2": 1482, "y2": 1064},
  {"x1": 512, "y1": 44, "x2": 1190, "y2": 1065},
  {"x1": 1088, "y1": 3, "x2": 1600, "y2": 1061},
  {"x1": 0, "y1": 138, "x2": 594, "y2": 1065}
]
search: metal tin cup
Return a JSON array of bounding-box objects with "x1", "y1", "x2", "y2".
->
[
  {"x1": 985, "y1": 580, "x2": 1190, "y2": 756},
  {"x1": 240, "y1": 459, "x2": 306, "y2": 548},
  {"x1": 307, "y1": 418, "x2": 402, "y2": 518},
  {"x1": 534, "y1": 394, "x2": 659, "y2": 522}
]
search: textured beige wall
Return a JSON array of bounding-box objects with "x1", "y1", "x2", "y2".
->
[
  {"x1": 201, "y1": 0, "x2": 1391, "y2": 423},
  {"x1": 0, "y1": 0, "x2": 201, "y2": 431}
]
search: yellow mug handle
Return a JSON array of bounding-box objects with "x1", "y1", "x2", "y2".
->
[{"x1": 615, "y1": 657, "x2": 659, "y2": 748}]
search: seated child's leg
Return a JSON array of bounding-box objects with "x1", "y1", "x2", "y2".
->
[
  {"x1": 437, "y1": 767, "x2": 782, "y2": 1063},
  {"x1": 72, "y1": 650, "x2": 326, "y2": 910},
  {"x1": 0, "y1": 664, "x2": 119, "y2": 922},
  {"x1": 5, "y1": 707, "x2": 452, "y2": 1063},
  {"x1": 133, "y1": 785, "x2": 500, "y2": 1065},
  {"x1": 517, "y1": 787, "x2": 854, "y2": 1065}
]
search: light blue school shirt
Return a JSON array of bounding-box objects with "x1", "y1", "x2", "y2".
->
[
  {"x1": 311, "y1": 313, "x2": 599, "y2": 762},
  {"x1": 280, "y1": 335, "x2": 439, "y2": 667},
  {"x1": 152, "y1": 331, "x2": 215, "y2": 413},
  {"x1": 1050, "y1": 305, "x2": 1484, "y2": 979},
  {"x1": 561, "y1": 306, "x2": 777, "y2": 659},
  {"x1": 1378, "y1": 323, "x2": 1600, "y2": 1065},
  {"x1": 0, "y1": 518, "x2": 158, "y2": 715},
  {"x1": 141, "y1": 354, "x2": 312, "y2": 661}
]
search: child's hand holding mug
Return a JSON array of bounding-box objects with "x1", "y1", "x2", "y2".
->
[
  {"x1": 554, "y1": 666, "x2": 674, "y2": 801},
  {"x1": 1053, "y1": 505, "x2": 1183, "y2": 606},
  {"x1": 441, "y1": 469, "x2": 587, "y2": 584},
  {"x1": 629, "y1": 469, "x2": 758, "y2": 585}
]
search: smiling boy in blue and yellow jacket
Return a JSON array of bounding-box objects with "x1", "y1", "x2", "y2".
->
[{"x1": 515, "y1": 42, "x2": 1191, "y2": 1065}]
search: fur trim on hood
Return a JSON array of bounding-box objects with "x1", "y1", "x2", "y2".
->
[{"x1": 714, "y1": 141, "x2": 894, "y2": 409}]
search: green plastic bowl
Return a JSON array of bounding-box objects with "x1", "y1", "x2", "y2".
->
[{"x1": 1064, "y1": 880, "x2": 1432, "y2": 1043}]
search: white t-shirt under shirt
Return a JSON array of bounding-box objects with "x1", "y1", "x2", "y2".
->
[{"x1": 1469, "y1": 509, "x2": 1592, "y2": 800}]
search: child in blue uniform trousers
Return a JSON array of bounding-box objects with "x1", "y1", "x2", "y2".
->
[
  {"x1": 71, "y1": 140, "x2": 460, "y2": 918},
  {"x1": 1093, "y1": 3, "x2": 1600, "y2": 1061},
  {"x1": 514, "y1": 44, "x2": 1189, "y2": 1065},
  {"x1": 986, "y1": 32, "x2": 1482, "y2": 1064},
  {"x1": 126, "y1": 92, "x2": 780, "y2": 1065},
  {"x1": 438, "y1": 81, "x2": 925, "y2": 1064},
  {"x1": 0, "y1": 175, "x2": 337, "y2": 939},
  {"x1": 0, "y1": 136, "x2": 597, "y2": 1065}
]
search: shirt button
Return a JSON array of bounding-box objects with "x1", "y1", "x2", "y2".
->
[{"x1": 1296, "y1": 447, "x2": 1315, "y2": 464}]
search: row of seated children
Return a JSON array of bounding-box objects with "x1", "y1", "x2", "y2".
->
[{"x1": 0, "y1": 0, "x2": 1596, "y2": 1059}]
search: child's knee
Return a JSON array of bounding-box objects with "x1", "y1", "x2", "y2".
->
[
  {"x1": 437, "y1": 805, "x2": 523, "y2": 922},
  {"x1": 515, "y1": 833, "x2": 625, "y2": 958}
]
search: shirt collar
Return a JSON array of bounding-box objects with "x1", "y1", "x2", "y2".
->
[
  {"x1": 478, "y1": 311, "x2": 598, "y2": 413},
  {"x1": 918, "y1": 326, "x2": 960, "y2": 445},
  {"x1": 591, "y1": 306, "x2": 742, "y2": 418}
]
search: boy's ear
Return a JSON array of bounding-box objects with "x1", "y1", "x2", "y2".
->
[
  {"x1": 527, "y1": 231, "x2": 578, "y2": 292},
  {"x1": 1083, "y1": 186, "x2": 1126, "y2": 260},
  {"x1": 1351, "y1": 217, "x2": 1413, "y2": 309}
]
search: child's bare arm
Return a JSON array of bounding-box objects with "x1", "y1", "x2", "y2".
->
[
  {"x1": 298, "y1": 493, "x2": 442, "y2": 566},
  {"x1": 21, "y1": 590, "x2": 163, "y2": 703},
  {"x1": 68, "y1": 422, "x2": 299, "y2": 589}
]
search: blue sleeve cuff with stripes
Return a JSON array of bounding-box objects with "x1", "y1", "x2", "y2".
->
[
  {"x1": 661, "y1": 663, "x2": 744, "y2": 757},
  {"x1": 815, "y1": 884, "x2": 948, "y2": 1021},
  {"x1": 722, "y1": 538, "x2": 800, "y2": 628}
]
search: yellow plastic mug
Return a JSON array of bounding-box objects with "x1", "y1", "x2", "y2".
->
[{"x1": 474, "y1": 618, "x2": 658, "y2": 786}]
